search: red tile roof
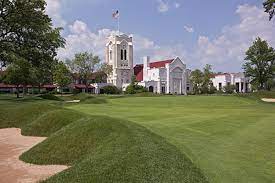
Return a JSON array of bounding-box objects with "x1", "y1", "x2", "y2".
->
[
  {"x1": 0, "y1": 83, "x2": 16, "y2": 88},
  {"x1": 134, "y1": 59, "x2": 174, "y2": 82},
  {"x1": 0, "y1": 83, "x2": 56, "y2": 88},
  {"x1": 68, "y1": 84, "x2": 94, "y2": 89}
]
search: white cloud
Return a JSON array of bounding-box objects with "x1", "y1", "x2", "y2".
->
[
  {"x1": 184, "y1": 25, "x2": 194, "y2": 33},
  {"x1": 46, "y1": 0, "x2": 66, "y2": 27},
  {"x1": 157, "y1": 0, "x2": 169, "y2": 13},
  {"x1": 69, "y1": 20, "x2": 89, "y2": 34},
  {"x1": 174, "y1": 2, "x2": 181, "y2": 9},
  {"x1": 49, "y1": 2, "x2": 274, "y2": 72},
  {"x1": 193, "y1": 4, "x2": 275, "y2": 72},
  {"x1": 58, "y1": 20, "x2": 186, "y2": 64}
]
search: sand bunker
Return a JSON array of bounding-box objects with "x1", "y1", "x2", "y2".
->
[
  {"x1": 66, "y1": 100, "x2": 80, "y2": 103},
  {"x1": 262, "y1": 98, "x2": 275, "y2": 103},
  {"x1": 0, "y1": 128, "x2": 68, "y2": 183}
]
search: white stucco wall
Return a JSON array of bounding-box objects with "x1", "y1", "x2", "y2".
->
[{"x1": 211, "y1": 73, "x2": 251, "y2": 93}]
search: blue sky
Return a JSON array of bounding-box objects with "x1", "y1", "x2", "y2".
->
[{"x1": 46, "y1": 0, "x2": 274, "y2": 72}]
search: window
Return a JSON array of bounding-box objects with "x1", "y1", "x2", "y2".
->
[
  {"x1": 124, "y1": 50, "x2": 127, "y2": 60},
  {"x1": 109, "y1": 50, "x2": 112, "y2": 60},
  {"x1": 161, "y1": 86, "x2": 166, "y2": 93},
  {"x1": 219, "y1": 83, "x2": 222, "y2": 90},
  {"x1": 121, "y1": 50, "x2": 123, "y2": 60}
]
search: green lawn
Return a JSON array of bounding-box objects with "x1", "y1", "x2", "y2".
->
[
  {"x1": 0, "y1": 94, "x2": 208, "y2": 183},
  {"x1": 67, "y1": 95, "x2": 275, "y2": 183}
]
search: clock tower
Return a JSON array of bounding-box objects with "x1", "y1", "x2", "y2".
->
[{"x1": 105, "y1": 34, "x2": 133, "y2": 89}]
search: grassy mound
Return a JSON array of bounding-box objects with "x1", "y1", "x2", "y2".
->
[
  {"x1": 62, "y1": 93, "x2": 108, "y2": 104},
  {"x1": 38, "y1": 94, "x2": 63, "y2": 101},
  {"x1": 236, "y1": 91, "x2": 275, "y2": 102},
  {"x1": 20, "y1": 115, "x2": 208, "y2": 183},
  {"x1": 22, "y1": 109, "x2": 83, "y2": 136},
  {"x1": 0, "y1": 101, "x2": 58, "y2": 128}
]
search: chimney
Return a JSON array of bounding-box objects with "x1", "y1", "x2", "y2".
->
[{"x1": 143, "y1": 56, "x2": 150, "y2": 81}]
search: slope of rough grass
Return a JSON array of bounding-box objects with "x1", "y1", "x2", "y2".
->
[
  {"x1": 68, "y1": 95, "x2": 275, "y2": 183},
  {"x1": 0, "y1": 98, "x2": 58, "y2": 129},
  {"x1": 0, "y1": 95, "x2": 208, "y2": 183},
  {"x1": 237, "y1": 91, "x2": 275, "y2": 102},
  {"x1": 22, "y1": 109, "x2": 83, "y2": 136},
  {"x1": 38, "y1": 94, "x2": 63, "y2": 101},
  {"x1": 21, "y1": 115, "x2": 208, "y2": 183},
  {"x1": 60, "y1": 93, "x2": 108, "y2": 104}
]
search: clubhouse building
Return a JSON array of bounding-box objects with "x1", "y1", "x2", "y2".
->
[
  {"x1": 211, "y1": 73, "x2": 251, "y2": 93},
  {"x1": 0, "y1": 33, "x2": 251, "y2": 94},
  {"x1": 105, "y1": 34, "x2": 187, "y2": 94}
]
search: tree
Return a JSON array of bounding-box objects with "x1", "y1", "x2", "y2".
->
[
  {"x1": 101, "y1": 85, "x2": 121, "y2": 94},
  {"x1": 0, "y1": 0, "x2": 65, "y2": 66},
  {"x1": 0, "y1": 0, "x2": 65, "y2": 94},
  {"x1": 53, "y1": 62, "x2": 71, "y2": 95},
  {"x1": 4, "y1": 58, "x2": 33, "y2": 98},
  {"x1": 263, "y1": 0, "x2": 275, "y2": 20},
  {"x1": 93, "y1": 63, "x2": 113, "y2": 83},
  {"x1": 223, "y1": 84, "x2": 236, "y2": 94},
  {"x1": 93, "y1": 72, "x2": 107, "y2": 83},
  {"x1": 100, "y1": 63, "x2": 113, "y2": 76},
  {"x1": 190, "y1": 69, "x2": 204, "y2": 94},
  {"x1": 201, "y1": 64, "x2": 214, "y2": 94},
  {"x1": 125, "y1": 75, "x2": 147, "y2": 94},
  {"x1": 71, "y1": 52, "x2": 100, "y2": 91},
  {"x1": 243, "y1": 37, "x2": 275, "y2": 90}
]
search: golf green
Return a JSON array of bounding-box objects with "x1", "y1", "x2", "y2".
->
[{"x1": 68, "y1": 95, "x2": 275, "y2": 183}]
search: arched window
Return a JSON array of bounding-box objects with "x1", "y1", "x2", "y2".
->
[
  {"x1": 121, "y1": 50, "x2": 123, "y2": 60},
  {"x1": 109, "y1": 50, "x2": 112, "y2": 60},
  {"x1": 124, "y1": 50, "x2": 127, "y2": 60}
]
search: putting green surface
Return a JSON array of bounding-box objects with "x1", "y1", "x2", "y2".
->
[{"x1": 68, "y1": 95, "x2": 275, "y2": 183}]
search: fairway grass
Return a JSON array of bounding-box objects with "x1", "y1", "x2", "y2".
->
[
  {"x1": 67, "y1": 95, "x2": 275, "y2": 183},
  {"x1": 0, "y1": 95, "x2": 208, "y2": 183}
]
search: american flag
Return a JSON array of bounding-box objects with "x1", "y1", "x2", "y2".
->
[{"x1": 112, "y1": 10, "x2": 119, "y2": 19}]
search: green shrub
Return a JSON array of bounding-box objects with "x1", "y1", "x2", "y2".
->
[
  {"x1": 125, "y1": 84, "x2": 148, "y2": 94},
  {"x1": 223, "y1": 85, "x2": 236, "y2": 94},
  {"x1": 209, "y1": 85, "x2": 217, "y2": 94},
  {"x1": 101, "y1": 85, "x2": 121, "y2": 94}
]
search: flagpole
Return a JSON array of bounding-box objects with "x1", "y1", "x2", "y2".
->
[{"x1": 117, "y1": 12, "x2": 120, "y2": 35}]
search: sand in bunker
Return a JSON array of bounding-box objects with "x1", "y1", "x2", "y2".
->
[
  {"x1": 262, "y1": 98, "x2": 275, "y2": 103},
  {"x1": 0, "y1": 128, "x2": 68, "y2": 183}
]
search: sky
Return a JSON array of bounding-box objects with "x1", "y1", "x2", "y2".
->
[{"x1": 46, "y1": 0, "x2": 275, "y2": 72}]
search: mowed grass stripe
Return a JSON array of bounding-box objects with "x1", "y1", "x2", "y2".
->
[{"x1": 68, "y1": 95, "x2": 275, "y2": 183}]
